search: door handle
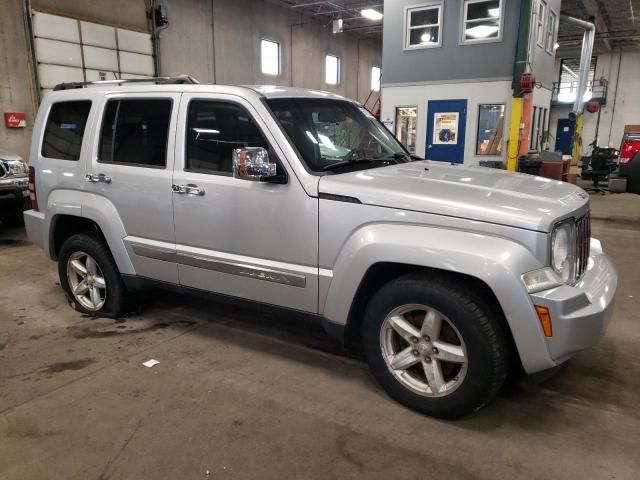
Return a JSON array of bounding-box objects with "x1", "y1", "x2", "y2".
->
[
  {"x1": 85, "y1": 173, "x2": 112, "y2": 184},
  {"x1": 172, "y1": 184, "x2": 205, "y2": 196}
]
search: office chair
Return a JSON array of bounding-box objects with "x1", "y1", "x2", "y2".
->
[{"x1": 581, "y1": 148, "x2": 615, "y2": 194}]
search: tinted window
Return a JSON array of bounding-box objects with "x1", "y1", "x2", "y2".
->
[
  {"x1": 41, "y1": 101, "x2": 92, "y2": 160},
  {"x1": 99, "y1": 99, "x2": 172, "y2": 167},
  {"x1": 186, "y1": 100, "x2": 268, "y2": 174}
]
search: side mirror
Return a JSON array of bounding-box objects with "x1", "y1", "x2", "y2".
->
[{"x1": 232, "y1": 147, "x2": 278, "y2": 182}]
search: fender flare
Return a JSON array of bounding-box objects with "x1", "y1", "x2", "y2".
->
[
  {"x1": 47, "y1": 189, "x2": 135, "y2": 275},
  {"x1": 321, "y1": 223, "x2": 554, "y2": 373}
]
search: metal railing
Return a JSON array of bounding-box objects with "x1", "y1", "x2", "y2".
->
[{"x1": 552, "y1": 78, "x2": 608, "y2": 105}]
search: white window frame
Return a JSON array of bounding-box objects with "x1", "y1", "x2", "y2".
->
[
  {"x1": 545, "y1": 8, "x2": 557, "y2": 54},
  {"x1": 325, "y1": 54, "x2": 341, "y2": 85},
  {"x1": 460, "y1": 0, "x2": 505, "y2": 45},
  {"x1": 536, "y1": 0, "x2": 547, "y2": 47},
  {"x1": 371, "y1": 66, "x2": 381, "y2": 91},
  {"x1": 260, "y1": 38, "x2": 281, "y2": 76},
  {"x1": 403, "y1": 2, "x2": 444, "y2": 51}
]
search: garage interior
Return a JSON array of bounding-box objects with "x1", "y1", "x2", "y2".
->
[{"x1": 1, "y1": 0, "x2": 640, "y2": 479}]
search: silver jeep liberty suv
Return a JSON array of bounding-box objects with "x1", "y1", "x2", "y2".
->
[{"x1": 24, "y1": 78, "x2": 617, "y2": 419}]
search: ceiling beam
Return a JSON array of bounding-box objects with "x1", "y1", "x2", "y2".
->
[{"x1": 579, "y1": 0, "x2": 612, "y2": 50}]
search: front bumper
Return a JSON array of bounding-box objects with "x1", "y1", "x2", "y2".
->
[
  {"x1": 530, "y1": 239, "x2": 617, "y2": 365},
  {"x1": 0, "y1": 176, "x2": 29, "y2": 204}
]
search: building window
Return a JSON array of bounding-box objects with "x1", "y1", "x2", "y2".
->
[
  {"x1": 371, "y1": 66, "x2": 381, "y2": 91},
  {"x1": 530, "y1": 106, "x2": 539, "y2": 150},
  {"x1": 99, "y1": 99, "x2": 172, "y2": 168},
  {"x1": 325, "y1": 54, "x2": 341, "y2": 85},
  {"x1": 404, "y1": 3, "x2": 443, "y2": 50},
  {"x1": 545, "y1": 9, "x2": 557, "y2": 53},
  {"x1": 395, "y1": 107, "x2": 417, "y2": 154},
  {"x1": 536, "y1": 0, "x2": 547, "y2": 47},
  {"x1": 556, "y1": 56, "x2": 598, "y2": 103},
  {"x1": 476, "y1": 104, "x2": 505, "y2": 155},
  {"x1": 260, "y1": 39, "x2": 280, "y2": 76},
  {"x1": 41, "y1": 101, "x2": 92, "y2": 160},
  {"x1": 461, "y1": 0, "x2": 504, "y2": 44}
]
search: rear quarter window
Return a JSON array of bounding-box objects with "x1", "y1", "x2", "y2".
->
[{"x1": 41, "y1": 101, "x2": 92, "y2": 160}]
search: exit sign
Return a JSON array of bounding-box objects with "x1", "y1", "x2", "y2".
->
[{"x1": 4, "y1": 112, "x2": 26, "y2": 128}]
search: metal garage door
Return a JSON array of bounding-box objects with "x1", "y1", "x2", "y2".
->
[{"x1": 32, "y1": 11, "x2": 155, "y2": 98}]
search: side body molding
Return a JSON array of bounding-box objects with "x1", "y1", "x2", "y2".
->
[{"x1": 320, "y1": 223, "x2": 553, "y2": 373}]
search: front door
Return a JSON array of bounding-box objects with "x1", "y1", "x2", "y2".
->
[
  {"x1": 426, "y1": 99, "x2": 467, "y2": 163},
  {"x1": 85, "y1": 93, "x2": 181, "y2": 284},
  {"x1": 555, "y1": 118, "x2": 575, "y2": 155},
  {"x1": 172, "y1": 93, "x2": 319, "y2": 313}
]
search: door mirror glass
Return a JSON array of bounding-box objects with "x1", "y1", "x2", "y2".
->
[{"x1": 232, "y1": 147, "x2": 277, "y2": 181}]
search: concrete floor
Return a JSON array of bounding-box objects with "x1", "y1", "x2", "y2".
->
[{"x1": 1, "y1": 193, "x2": 639, "y2": 480}]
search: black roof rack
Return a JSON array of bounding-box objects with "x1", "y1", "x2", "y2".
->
[{"x1": 53, "y1": 76, "x2": 199, "y2": 91}]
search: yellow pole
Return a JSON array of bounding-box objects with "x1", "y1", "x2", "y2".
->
[
  {"x1": 507, "y1": 97, "x2": 523, "y2": 172},
  {"x1": 572, "y1": 113, "x2": 584, "y2": 166}
]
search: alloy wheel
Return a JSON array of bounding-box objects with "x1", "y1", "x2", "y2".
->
[
  {"x1": 380, "y1": 304, "x2": 468, "y2": 397},
  {"x1": 66, "y1": 251, "x2": 107, "y2": 311}
]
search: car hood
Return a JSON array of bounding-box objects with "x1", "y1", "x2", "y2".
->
[
  {"x1": 318, "y1": 161, "x2": 589, "y2": 232},
  {"x1": 0, "y1": 151, "x2": 23, "y2": 162}
]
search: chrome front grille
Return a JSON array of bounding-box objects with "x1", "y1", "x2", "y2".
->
[{"x1": 574, "y1": 213, "x2": 591, "y2": 281}]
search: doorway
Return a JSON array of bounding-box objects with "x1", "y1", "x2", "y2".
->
[{"x1": 426, "y1": 99, "x2": 467, "y2": 163}]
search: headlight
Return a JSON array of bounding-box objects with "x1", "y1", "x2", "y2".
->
[
  {"x1": 9, "y1": 161, "x2": 27, "y2": 176},
  {"x1": 551, "y1": 221, "x2": 575, "y2": 282},
  {"x1": 1, "y1": 159, "x2": 27, "y2": 176}
]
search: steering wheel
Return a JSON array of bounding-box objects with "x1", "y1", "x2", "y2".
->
[{"x1": 343, "y1": 148, "x2": 367, "y2": 162}]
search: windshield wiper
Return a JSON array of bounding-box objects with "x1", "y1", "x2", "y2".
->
[
  {"x1": 373, "y1": 152, "x2": 412, "y2": 162},
  {"x1": 322, "y1": 158, "x2": 383, "y2": 171}
]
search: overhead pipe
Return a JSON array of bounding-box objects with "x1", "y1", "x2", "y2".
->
[{"x1": 560, "y1": 15, "x2": 595, "y2": 113}]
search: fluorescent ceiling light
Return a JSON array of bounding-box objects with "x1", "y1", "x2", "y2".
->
[
  {"x1": 361, "y1": 8, "x2": 383, "y2": 21},
  {"x1": 420, "y1": 33, "x2": 436, "y2": 44},
  {"x1": 488, "y1": 8, "x2": 500, "y2": 17},
  {"x1": 465, "y1": 25, "x2": 499, "y2": 39},
  {"x1": 557, "y1": 91, "x2": 576, "y2": 103}
]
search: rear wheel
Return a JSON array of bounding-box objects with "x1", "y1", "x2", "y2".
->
[
  {"x1": 58, "y1": 233, "x2": 136, "y2": 317},
  {"x1": 362, "y1": 274, "x2": 509, "y2": 419}
]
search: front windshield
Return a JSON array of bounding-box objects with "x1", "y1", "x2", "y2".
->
[{"x1": 265, "y1": 98, "x2": 409, "y2": 173}]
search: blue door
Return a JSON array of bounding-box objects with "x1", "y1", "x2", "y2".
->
[
  {"x1": 426, "y1": 99, "x2": 467, "y2": 163},
  {"x1": 555, "y1": 118, "x2": 575, "y2": 155}
]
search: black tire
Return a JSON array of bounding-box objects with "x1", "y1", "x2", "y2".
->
[
  {"x1": 362, "y1": 273, "x2": 509, "y2": 420},
  {"x1": 58, "y1": 232, "x2": 136, "y2": 318}
]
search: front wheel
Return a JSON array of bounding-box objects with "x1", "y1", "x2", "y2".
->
[
  {"x1": 362, "y1": 274, "x2": 509, "y2": 419},
  {"x1": 58, "y1": 233, "x2": 136, "y2": 317}
]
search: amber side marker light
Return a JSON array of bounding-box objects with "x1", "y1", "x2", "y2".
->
[{"x1": 535, "y1": 305, "x2": 553, "y2": 337}]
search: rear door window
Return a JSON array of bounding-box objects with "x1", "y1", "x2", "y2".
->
[
  {"x1": 41, "y1": 101, "x2": 92, "y2": 160},
  {"x1": 99, "y1": 99, "x2": 172, "y2": 168}
]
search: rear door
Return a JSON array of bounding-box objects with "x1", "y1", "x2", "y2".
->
[
  {"x1": 426, "y1": 99, "x2": 467, "y2": 163},
  {"x1": 84, "y1": 92, "x2": 180, "y2": 283}
]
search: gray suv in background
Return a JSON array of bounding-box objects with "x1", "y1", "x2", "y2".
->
[{"x1": 24, "y1": 79, "x2": 617, "y2": 419}]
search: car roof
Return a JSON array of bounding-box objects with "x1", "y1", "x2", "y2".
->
[{"x1": 47, "y1": 83, "x2": 353, "y2": 102}]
